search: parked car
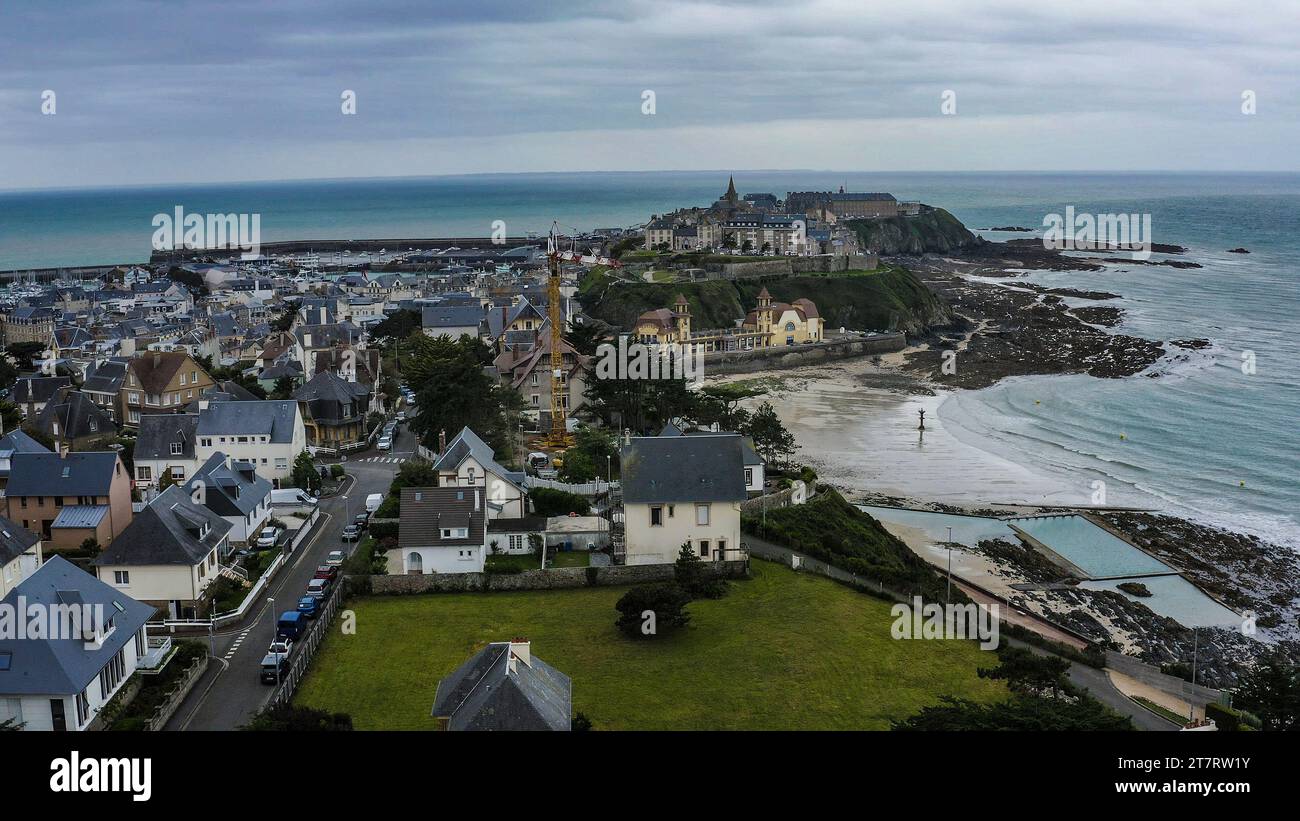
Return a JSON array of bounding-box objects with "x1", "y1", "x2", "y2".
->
[
  {"x1": 306, "y1": 577, "x2": 331, "y2": 599},
  {"x1": 313, "y1": 565, "x2": 339, "y2": 583},
  {"x1": 255, "y1": 526, "x2": 282, "y2": 549},
  {"x1": 365, "y1": 493, "x2": 383, "y2": 513},
  {"x1": 268, "y1": 637, "x2": 294, "y2": 656},
  {"x1": 341, "y1": 524, "x2": 361, "y2": 542},
  {"x1": 260, "y1": 653, "x2": 290, "y2": 684},
  {"x1": 396, "y1": 411, "x2": 406, "y2": 422},
  {"x1": 353, "y1": 512, "x2": 369, "y2": 529},
  {"x1": 276, "y1": 611, "x2": 307, "y2": 641},
  {"x1": 297, "y1": 596, "x2": 320, "y2": 618},
  {"x1": 325, "y1": 549, "x2": 346, "y2": 566}
]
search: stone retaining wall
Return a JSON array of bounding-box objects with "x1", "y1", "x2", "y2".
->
[
  {"x1": 712, "y1": 253, "x2": 877, "y2": 279},
  {"x1": 703, "y1": 333, "x2": 905, "y2": 376},
  {"x1": 365, "y1": 558, "x2": 749, "y2": 595}
]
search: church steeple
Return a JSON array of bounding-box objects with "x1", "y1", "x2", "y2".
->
[{"x1": 724, "y1": 176, "x2": 738, "y2": 202}]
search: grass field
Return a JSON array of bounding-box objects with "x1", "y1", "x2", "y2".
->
[
  {"x1": 295, "y1": 559, "x2": 1006, "y2": 730},
  {"x1": 484, "y1": 551, "x2": 589, "y2": 572}
]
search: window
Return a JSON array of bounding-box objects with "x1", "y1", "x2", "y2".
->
[
  {"x1": 170, "y1": 467, "x2": 184, "y2": 479},
  {"x1": 137, "y1": 466, "x2": 152, "y2": 481},
  {"x1": 744, "y1": 468, "x2": 753, "y2": 485},
  {"x1": 170, "y1": 442, "x2": 183, "y2": 455},
  {"x1": 440, "y1": 527, "x2": 468, "y2": 539},
  {"x1": 75, "y1": 692, "x2": 89, "y2": 727},
  {"x1": 50, "y1": 699, "x2": 66, "y2": 732},
  {"x1": 114, "y1": 570, "x2": 129, "y2": 585},
  {"x1": 530, "y1": 394, "x2": 539, "y2": 406},
  {"x1": 509, "y1": 534, "x2": 523, "y2": 550},
  {"x1": 129, "y1": 410, "x2": 140, "y2": 423},
  {"x1": 650, "y1": 506, "x2": 663, "y2": 527},
  {"x1": 128, "y1": 392, "x2": 140, "y2": 404},
  {"x1": 699, "y1": 540, "x2": 710, "y2": 558},
  {"x1": 696, "y1": 504, "x2": 710, "y2": 526},
  {"x1": 718, "y1": 538, "x2": 726, "y2": 558}
]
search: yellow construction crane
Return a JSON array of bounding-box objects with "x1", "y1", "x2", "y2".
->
[{"x1": 544, "y1": 222, "x2": 619, "y2": 447}]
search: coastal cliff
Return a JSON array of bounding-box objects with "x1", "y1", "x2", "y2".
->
[
  {"x1": 846, "y1": 207, "x2": 981, "y2": 255},
  {"x1": 579, "y1": 266, "x2": 952, "y2": 336}
]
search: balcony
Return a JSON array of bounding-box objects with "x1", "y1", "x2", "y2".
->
[{"x1": 137, "y1": 635, "x2": 173, "y2": 672}]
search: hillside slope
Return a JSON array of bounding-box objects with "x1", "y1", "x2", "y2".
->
[{"x1": 847, "y1": 207, "x2": 980, "y2": 255}]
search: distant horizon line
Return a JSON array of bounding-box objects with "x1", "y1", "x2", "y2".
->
[{"x1": 4, "y1": 168, "x2": 1299, "y2": 196}]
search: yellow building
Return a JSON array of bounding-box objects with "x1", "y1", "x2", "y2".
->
[{"x1": 632, "y1": 288, "x2": 823, "y2": 352}]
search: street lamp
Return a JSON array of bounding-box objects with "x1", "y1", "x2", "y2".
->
[
  {"x1": 945, "y1": 526, "x2": 953, "y2": 604},
  {"x1": 267, "y1": 596, "x2": 280, "y2": 687}
]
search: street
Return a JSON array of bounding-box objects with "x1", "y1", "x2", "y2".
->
[{"x1": 164, "y1": 430, "x2": 413, "y2": 730}]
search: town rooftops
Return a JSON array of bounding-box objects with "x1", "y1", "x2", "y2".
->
[
  {"x1": 620, "y1": 433, "x2": 746, "y2": 504},
  {"x1": 94, "y1": 485, "x2": 230, "y2": 567},
  {"x1": 0, "y1": 555, "x2": 154, "y2": 696},
  {"x1": 6, "y1": 452, "x2": 122, "y2": 498},
  {"x1": 433, "y1": 427, "x2": 525, "y2": 489},
  {"x1": 9, "y1": 376, "x2": 72, "y2": 406},
  {"x1": 431, "y1": 641, "x2": 571, "y2": 731},
  {"x1": 185, "y1": 452, "x2": 272, "y2": 517},
  {"x1": 127, "y1": 351, "x2": 200, "y2": 394}
]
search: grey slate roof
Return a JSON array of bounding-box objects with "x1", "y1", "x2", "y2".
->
[
  {"x1": 80, "y1": 358, "x2": 129, "y2": 395},
  {"x1": 398, "y1": 486, "x2": 485, "y2": 548},
  {"x1": 6, "y1": 452, "x2": 122, "y2": 497},
  {"x1": 620, "y1": 433, "x2": 746, "y2": 504},
  {"x1": 35, "y1": 388, "x2": 116, "y2": 441},
  {"x1": 421, "y1": 305, "x2": 484, "y2": 331},
  {"x1": 0, "y1": 514, "x2": 39, "y2": 566},
  {"x1": 432, "y1": 427, "x2": 522, "y2": 492},
  {"x1": 10, "y1": 376, "x2": 71, "y2": 405},
  {"x1": 196, "y1": 400, "x2": 300, "y2": 443},
  {"x1": 431, "y1": 643, "x2": 572, "y2": 731},
  {"x1": 135, "y1": 412, "x2": 199, "y2": 460},
  {"x1": 95, "y1": 485, "x2": 230, "y2": 567},
  {"x1": 184, "y1": 452, "x2": 272, "y2": 517},
  {"x1": 0, "y1": 555, "x2": 154, "y2": 696}
]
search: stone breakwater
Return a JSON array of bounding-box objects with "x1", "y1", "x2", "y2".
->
[{"x1": 702, "y1": 333, "x2": 907, "y2": 376}]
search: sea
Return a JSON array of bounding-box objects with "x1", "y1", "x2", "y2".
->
[{"x1": 1, "y1": 170, "x2": 1296, "y2": 547}]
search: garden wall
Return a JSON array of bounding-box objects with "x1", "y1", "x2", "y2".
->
[{"x1": 364, "y1": 558, "x2": 749, "y2": 594}]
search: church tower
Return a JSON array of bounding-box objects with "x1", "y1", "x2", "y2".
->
[{"x1": 724, "y1": 175, "x2": 738, "y2": 203}]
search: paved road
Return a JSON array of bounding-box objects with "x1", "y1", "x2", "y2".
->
[{"x1": 165, "y1": 432, "x2": 412, "y2": 730}]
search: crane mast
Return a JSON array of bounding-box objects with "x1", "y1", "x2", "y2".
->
[{"x1": 543, "y1": 223, "x2": 619, "y2": 447}]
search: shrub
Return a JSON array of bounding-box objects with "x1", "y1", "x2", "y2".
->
[
  {"x1": 614, "y1": 583, "x2": 692, "y2": 639},
  {"x1": 330, "y1": 464, "x2": 345, "y2": 479},
  {"x1": 369, "y1": 520, "x2": 398, "y2": 539}
]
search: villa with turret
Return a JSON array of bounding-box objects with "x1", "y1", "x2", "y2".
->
[{"x1": 633, "y1": 288, "x2": 823, "y2": 352}]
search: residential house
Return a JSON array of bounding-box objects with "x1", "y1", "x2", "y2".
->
[
  {"x1": 293, "y1": 370, "x2": 373, "y2": 452},
  {"x1": 4, "y1": 451, "x2": 134, "y2": 553},
  {"x1": 79, "y1": 358, "x2": 130, "y2": 421},
  {"x1": 742, "y1": 288, "x2": 823, "y2": 347},
  {"x1": 119, "y1": 351, "x2": 215, "y2": 427},
  {"x1": 494, "y1": 334, "x2": 589, "y2": 427},
  {"x1": 431, "y1": 426, "x2": 526, "y2": 519},
  {"x1": 182, "y1": 452, "x2": 273, "y2": 547},
  {"x1": 32, "y1": 387, "x2": 116, "y2": 451},
  {"x1": 431, "y1": 640, "x2": 572, "y2": 731},
  {"x1": 486, "y1": 516, "x2": 547, "y2": 556},
  {"x1": 0, "y1": 514, "x2": 42, "y2": 598},
  {"x1": 421, "y1": 305, "x2": 485, "y2": 340},
  {"x1": 193, "y1": 399, "x2": 305, "y2": 484},
  {"x1": 132, "y1": 412, "x2": 199, "y2": 490},
  {"x1": 9, "y1": 376, "x2": 72, "y2": 419},
  {"x1": 0, "y1": 556, "x2": 154, "y2": 731},
  {"x1": 94, "y1": 485, "x2": 230, "y2": 619},
  {"x1": 391, "y1": 486, "x2": 487, "y2": 574},
  {"x1": 618, "y1": 433, "x2": 746, "y2": 565},
  {"x1": 292, "y1": 323, "x2": 364, "y2": 377}
]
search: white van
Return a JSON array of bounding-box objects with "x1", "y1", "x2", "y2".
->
[
  {"x1": 378, "y1": 436, "x2": 392, "y2": 452},
  {"x1": 270, "y1": 488, "x2": 318, "y2": 507},
  {"x1": 365, "y1": 493, "x2": 384, "y2": 514}
]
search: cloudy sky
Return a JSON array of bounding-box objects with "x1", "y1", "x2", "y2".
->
[{"x1": 1, "y1": 0, "x2": 1297, "y2": 189}]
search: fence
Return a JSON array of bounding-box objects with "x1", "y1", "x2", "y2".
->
[
  {"x1": 367, "y1": 558, "x2": 750, "y2": 595},
  {"x1": 1104, "y1": 650, "x2": 1227, "y2": 708},
  {"x1": 524, "y1": 476, "x2": 620, "y2": 497},
  {"x1": 265, "y1": 579, "x2": 345, "y2": 710}
]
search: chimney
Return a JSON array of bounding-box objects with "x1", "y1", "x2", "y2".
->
[
  {"x1": 198, "y1": 399, "x2": 209, "y2": 411},
  {"x1": 438, "y1": 428, "x2": 447, "y2": 453},
  {"x1": 304, "y1": 332, "x2": 312, "y2": 348},
  {"x1": 509, "y1": 638, "x2": 531, "y2": 668}
]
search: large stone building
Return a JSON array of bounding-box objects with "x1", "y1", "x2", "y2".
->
[
  {"x1": 785, "y1": 188, "x2": 899, "y2": 220},
  {"x1": 631, "y1": 288, "x2": 822, "y2": 352}
]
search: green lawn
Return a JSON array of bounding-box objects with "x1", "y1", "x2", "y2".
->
[
  {"x1": 484, "y1": 551, "x2": 590, "y2": 572},
  {"x1": 295, "y1": 559, "x2": 1006, "y2": 730}
]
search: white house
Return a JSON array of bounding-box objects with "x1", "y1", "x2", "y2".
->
[
  {"x1": 182, "y1": 453, "x2": 273, "y2": 547},
  {"x1": 0, "y1": 556, "x2": 155, "y2": 731},
  {"x1": 618, "y1": 433, "x2": 746, "y2": 566},
  {"x1": 0, "y1": 514, "x2": 42, "y2": 599},
  {"x1": 94, "y1": 484, "x2": 232, "y2": 620},
  {"x1": 432, "y1": 427, "x2": 527, "y2": 520},
  {"x1": 390, "y1": 486, "x2": 487, "y2": 574},
  {"x1": 133, "y1": 412, "x2": 200, "y2": 490},
  {"x1": 194, "y1": 398, "x2": 307, "y2": 484}
]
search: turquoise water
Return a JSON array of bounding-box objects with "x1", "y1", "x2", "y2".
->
[
  {"x1": 1079, "y1": 576, "x2": 1240, "y2": 629},
  {"x1": 858, "y1": 505, "x2": 1014, "y2": 546},
  {"x1": 1006, "y1": 515, "x2": 1174, "y2": 579},
  {"x1": 1, "y1": 171, "x2": 1296, "y2": 551}
]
